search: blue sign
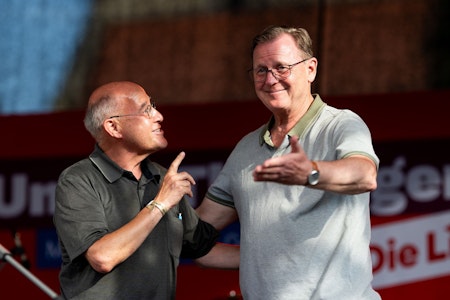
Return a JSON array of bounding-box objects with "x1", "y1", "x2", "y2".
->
[{"x1": 36, "y1": 228, "x2": 62, "y2": 269}]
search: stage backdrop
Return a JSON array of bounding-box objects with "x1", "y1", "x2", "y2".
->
[{"x1": 0, "y1": 90, "x2": 449, "y2": 299}]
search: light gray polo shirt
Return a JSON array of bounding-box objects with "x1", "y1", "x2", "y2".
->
[{"x1": 207, "y1": 95, "x2": 381, "y2": 300}]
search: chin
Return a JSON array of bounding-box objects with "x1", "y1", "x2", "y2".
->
[
  {"x1": 149, "y1": 138, "x2": 168, "y2": 152},
  {"x1": 159, "y1": 139, "x2": 169, "y2": 149}
]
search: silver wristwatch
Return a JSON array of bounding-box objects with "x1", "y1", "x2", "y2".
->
[{"x1": 307, "y1": 161, "x2": 320, "y2": 186}]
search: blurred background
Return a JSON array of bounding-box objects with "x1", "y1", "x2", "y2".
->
[{"x1": 0, "y1": 0, "x2": 449, "y2": 299}]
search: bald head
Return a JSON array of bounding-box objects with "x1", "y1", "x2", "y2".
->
[
  {"x1": 84, "y1": 81, "x2": 145, "y2": 141},
  {"x1": 89, "y1": 81, "x2": 143, "y2": 107}
]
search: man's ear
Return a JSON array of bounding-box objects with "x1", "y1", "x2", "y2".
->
[
  {"x1": 307, "y1": 57, "x2": 318, "y2": 83},
  {"x1": 103, "y1": 119, "x2": 123, "y2": 138}
]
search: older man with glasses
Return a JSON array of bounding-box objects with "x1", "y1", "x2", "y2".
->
[
  {"x1": 53, "y1": 81, "x2": 239, "y2": 300},
  {"x1": 197, "y1": 25, "x2": 381, "y2": 299}
]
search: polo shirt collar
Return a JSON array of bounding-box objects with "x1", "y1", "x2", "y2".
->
[
  {"x1": 259, "y1": 94, "x2": 326, "y2": 146},
  {"x1": 89, "y1": 144, "x2": 161, "y2": 183}
]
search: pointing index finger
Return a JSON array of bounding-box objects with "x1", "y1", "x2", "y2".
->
[{"x1": 168, "y1": 151, "x2": 186, "y2": 173}]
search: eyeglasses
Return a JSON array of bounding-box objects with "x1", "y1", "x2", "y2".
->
[
  {"x1": 109, "y1": 102, "x2": 157, "y2": 119},
  {"x1": 249, "y1": 57, "x2": 311, "y2": 82}
]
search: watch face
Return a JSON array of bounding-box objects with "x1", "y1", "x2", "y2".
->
[{"x1": 308, "y1": 170, "x2": 320, "y2": 185}]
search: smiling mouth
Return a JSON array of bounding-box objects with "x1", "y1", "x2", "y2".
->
[{"x1": 265, "y1": 87, "x2": 286, "y2": 94}]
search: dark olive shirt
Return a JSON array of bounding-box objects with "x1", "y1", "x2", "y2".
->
[{"x1": 54, "y1": 145, "x2": 216, "y2": 299}]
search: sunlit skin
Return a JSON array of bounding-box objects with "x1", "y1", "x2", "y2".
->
[
  {"x1": 195, "y1": 28, "x2": 379, "y2": 300},
  {"x1": 252, "y1": 33, "x2": 318, "y2": 147},
  {"x1": 114, "y1": 97, "x2": 167, "y2": 154},
  {"x1": 97, "y1": 84, "x2": 167, "y2": 177},
  {"x1": 82, "y1": 81, "x2": 239, "y2": 273}
]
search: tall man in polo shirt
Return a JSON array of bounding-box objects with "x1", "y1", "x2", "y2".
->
[{"x1": 197, "y1": 26, "x2": 380, "y2": 299}]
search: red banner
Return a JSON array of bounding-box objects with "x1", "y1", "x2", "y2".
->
[{"x1": 1, "y1": 91, "x2": 449, "y2": 299}]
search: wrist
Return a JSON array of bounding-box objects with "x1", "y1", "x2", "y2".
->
[
  {"x1": 146, "y1": 200, "x2": 167, "y2": 216},
  {"x1": 306, "y1": 161, "x2": 320, "y2": 186}
]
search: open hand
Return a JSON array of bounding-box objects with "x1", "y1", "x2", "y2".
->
[{"x1": 253, "y1": 136, "x2": 311, "y2": 185}]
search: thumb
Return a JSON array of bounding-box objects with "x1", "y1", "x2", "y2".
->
[
  {"x1": 289, "y1": 135, "x2": 301, "y2": 153},
  {"x1": 168, "y1": 151, "x2": 186, "y2": 174}
]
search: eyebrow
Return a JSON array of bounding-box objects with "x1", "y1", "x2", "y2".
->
[
  {"x1": 254, "y1": 61, "x2": 288, "y2": 68},
  {"x1": 138, "y1": 100, "x2": 150, "y2": 111}
]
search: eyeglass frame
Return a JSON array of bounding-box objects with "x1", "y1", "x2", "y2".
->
[
  {"x1": 108, "y1": 102, "x2": 157, "y2": 119},
  {"x1": 248, "y1": 57, "x2": 312, "y2": 82}
]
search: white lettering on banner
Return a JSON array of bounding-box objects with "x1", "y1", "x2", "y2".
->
[
  {"x1": 370, "y1": 210, "x2": 450, "y2": 289},
  {"x1": 0, "y1": 162, "x2": 222, "y2": 219},
  {"x1": 0, "y1": 173, "x2": 56, "y2": 218},
  {"x1": 371, "y1": 156, "x2": 450, "y2": 216}
]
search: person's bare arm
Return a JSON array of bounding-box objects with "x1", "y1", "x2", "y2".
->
[
  {"x1": 195, "y1": 242, "x2": 239, "y2": 269},
  {"x1": 195, "y1": 198, "x2": 239, "y2": 269},
  {"x1": 308, "y1": 155, "x2": 377, "y2": 194},
  {"x1": 85, "y1": 206, "x2": 163, "y2": 273},
  {"x1": 253, "y1": 135, "x2": 377, "y2": 194},
  {"x1": 196, "y1": 197, "x2": 238, "y2": 231},
  {"x1": 86, "y1": 152, "x2": 195, "y2": 273}
]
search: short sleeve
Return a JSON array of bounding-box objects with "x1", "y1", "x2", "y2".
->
[{"x1": 54, "y1": 169, "x2": 108, "y2": 261}]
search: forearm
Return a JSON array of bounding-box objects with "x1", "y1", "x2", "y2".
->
[
  {"x1": 85, "y1": 205, "x2": 163, "y2": 273},
  {"x1": 313, "y1": 156, "x2": 377, "y2": 194},
  {"x1": 195, "y1": 242, "x2": 240, "y2": 269}
]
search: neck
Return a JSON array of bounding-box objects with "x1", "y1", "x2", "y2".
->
[
  {"x1": 269, "y1": 95, "x2": 314, "y2": 147},
  {"x1": 102, "y1": 146, "x2": 146, "y2": 179}
]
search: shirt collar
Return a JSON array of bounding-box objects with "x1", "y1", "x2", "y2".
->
[
  {"x1": 259, "y1": 94, "x2": 326, "y2": 146},
  {"x1": 89, "y1": 144, "x2": 161, "y2": 183}
]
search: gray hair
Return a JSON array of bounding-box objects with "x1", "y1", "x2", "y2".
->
[
  {"x1": 251, "y1": 25, "x2": 314, "y2": 58},
  {"x1": 83, "y1": 94, "x2": 117, "y2": 141}
]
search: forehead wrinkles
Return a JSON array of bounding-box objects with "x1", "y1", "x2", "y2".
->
[
  {"x1": 253, "y1": 35, "x2": 301, "y2": 65},
  {"x1": 112, "y1": 91, "x2": 146, "y2": 113}
]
